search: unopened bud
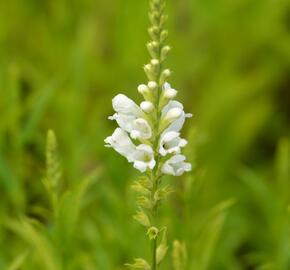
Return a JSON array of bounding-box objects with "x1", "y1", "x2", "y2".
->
[
  {"x1": 160, "y1": 30, "x2": 168, "y2": 42},
  {"x1": 164, "y1": 88, "x2": 177, "y2": 99},
  {"x1": 138, "y1": 84, "x2": 154, "y2": 101},
  {"x1": 151, "y1": 59, "x2": 159, "y2": 66},
  {"x1": 147, "y1": 42, "x2": 158, "y2": 58},
  {"x1": 148, "y1": 81, "x2": 158, "y2": 90},
  {"x1": 160, "y1": 69, "x2": 171, "y2": 84},
  {"x1": 161, "y1": 46, "x2": 171, "y2": 61},
  {"x1": 140, "y1": 101, "x2": 154, "y2": 113},
  {"x1": 144, "y1": 64, "x2": 155, "y2": 80},
  {"x1": 164, "y1": 108, "x2": 182, "y2": 122},
  {"x1": 138, "y1": 84, "x2": 149, "y2": 94},
  {"x1": 149, "y1": 26, "x2": 159, "y2": 39}
]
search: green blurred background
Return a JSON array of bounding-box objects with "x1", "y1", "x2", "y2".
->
[{"x1": 0, "y1": 0, "x2": 289, "y2": 269}]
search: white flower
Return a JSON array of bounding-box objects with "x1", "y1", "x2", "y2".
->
[
  {"x1": 130, "y1": 118, "x2": 152, "y2": 140},
  {"x1": 163, "y1": 82, "x2": 177, "y2": 99},
  {"x1": 161, "y1": 155, "x2": 191, "y2": 176},
  {"x1": 110, "y1": 94, "x2": 153, "y2": 140},
  {"x1": 163, "y1": 107, "x2": 183, "y2": 123},
  {"x1": 131, "y1": 144, "x2": 156, "y2": 172},
  {"x1": 112, "y1": 94, "x2": 142, "y2": 116},
  {"x1": 159, "y1": 131, "x2": 187, "y2": 156},
  {"x1": 109, "y1": 113, "x2": 136, "y2": 133},
  {"x1": 104, "y1": 128, "x2": 136, "y2": 162},
  {"x1": 140, "y1": 101, "x2": 154, "y2": 113},
  {"x1": 162, "y1": 100, "x2": 192, "y2": 132}
]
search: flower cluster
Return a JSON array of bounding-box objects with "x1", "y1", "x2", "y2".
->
[
  {"x1": 105, "y1": 0, "x2": 192, "y2": 268},
  {"x1": 105, "y1": 81, "x2": 192, "y2": 176}
]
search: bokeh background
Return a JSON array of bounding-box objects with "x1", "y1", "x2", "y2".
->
[{"x1": 0, "y1": 0, "x2": 289, "y2": 269}]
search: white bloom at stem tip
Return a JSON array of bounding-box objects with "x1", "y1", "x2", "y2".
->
[
  {"x1": 161, "y1": 155, "x2": 191, "y2": 176},
  {"x1": 104, "y1": 128, "x2": 136, "y2": 162},
  {"x1": 131, "y1": 144, "x2": 156, "y2": 172},
  {"x1": 130, "y1": 118, "x2": 152, "y2": 140},
  {"x1": 159, "y1": 131, "x2": 187, "y2": 156}
]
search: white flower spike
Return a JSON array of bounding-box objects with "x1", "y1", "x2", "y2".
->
[{"x1": 105, "y1": 0, "x2": 192, "y2": 267}]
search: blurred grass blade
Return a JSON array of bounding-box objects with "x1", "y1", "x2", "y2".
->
[
  {"x1": 192, "y1": 198, "x2": 235, "y2": 270},
  {"x1": 5, "y1": 218, "x2": 61, "y2": 270},
  {"x1": 7, "y1": 250, "x2": 29, "y2": 270}
]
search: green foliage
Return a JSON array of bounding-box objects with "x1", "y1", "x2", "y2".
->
[{"x1": 0, "y1": 0, "x2": 289, "y2": 269}]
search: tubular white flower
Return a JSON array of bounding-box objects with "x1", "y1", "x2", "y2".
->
[
  {"x1": 161, "y1": 100, "x2": 192, "y2": 132},
  {"x1": 130, "y1": 118, "x2": 152, "y2": 140},
  {"x1": 109, "y1": 113, "x2": 136, "y2": 133},
  {"x1": 110, "y1": 94, "x2": 149, "y2": 135},
  {"x1": 159, "y1": 131, "x2": 187, "y2": 156},
  {"x1": 131, "y1": 144, "x2": 156, "y2": 172},
  {"x1": 161, "y1": 154, "x2": 192, "y2": 176},
  {"x1": 104, "y1": 128, "x2": 136, "y2": 162},
  {"x1": 112, "y1": 94, "x2": 142, "y2": 116}
]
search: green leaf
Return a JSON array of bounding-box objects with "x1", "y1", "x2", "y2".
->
[
  {"x1": 191, "y1": 199, "x2": 235, "y2": 270},
  {"x1": 156, "y1": 227, "x2": 168, "y2": 265},
  {"x1": 125, "y1": 258, "x2": 151, "y2": 270},
  {"x1": 5, "y1": 218, "x2": 61, "y2": 270},
  {"x1": 172, "y1": 240, "x2": 187, "y2": 270}
]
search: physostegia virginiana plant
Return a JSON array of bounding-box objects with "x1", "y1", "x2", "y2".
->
[{"x1": 105, "y1": 0, "x2": 192, "y2": 269}]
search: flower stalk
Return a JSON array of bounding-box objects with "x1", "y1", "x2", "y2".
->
[{"x1": 105, "y1": 0, "x2": 192, "y2": 269}]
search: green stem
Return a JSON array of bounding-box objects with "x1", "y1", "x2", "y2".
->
[
  {"x1": 148, "y1": 1, "x2": 167, "y2": 269},
  {"x1": 152, "y1": 237, "x2": 157, "y2": 270}
]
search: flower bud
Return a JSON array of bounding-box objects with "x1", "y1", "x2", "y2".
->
[
  {"x1": 164, "y1": 88, "x2": 177, "y2": 99},
  {"x1": 161, "y1": 45, "x2": 171, "y2": 61},
  {"x1": 147, "y1": 226, "x2": 159, "y2": 240},
  {"x1": 148, "y1": 81, "x2": 158, "y2": 90},
  {"x1": 150, "y1": 59, "x2": 160, "y2": 75},
  {"x1": 133, "y1": 210, "x2": 151, "y2": 227},
  {"x1": 147, "y1": 42, "x2": 158, "y2": 58},
  {"x1": 138, "y1": 84, "x2": 149, "y2": 94},
  {"x1": 144, "y1": 64, "x2": 155, "y2": 81},
  {"x1": 160, "y1": 82, "x2": 178, "y2": 107},
  {"x1": 149, "y1": 26, "x2": 159, "y2": 40},
  {"x1": 151, "y1": 59, "x2": 159, "y2": 65},
  {"x1": 140, "y1": 101, "x2": 154, "y2": 113},
  {"x1": 160, "y1": 30, "x2": 168, "y2": 42},
  {"x1": 160, "y1": 69, "x2": 171, "y2": 84},
  {"x1": 164, "y1": 107, "x2": 182, "y2": 123},
  {"x1": 138, "y1": 84, "x2": 153, "y2": 101}
]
